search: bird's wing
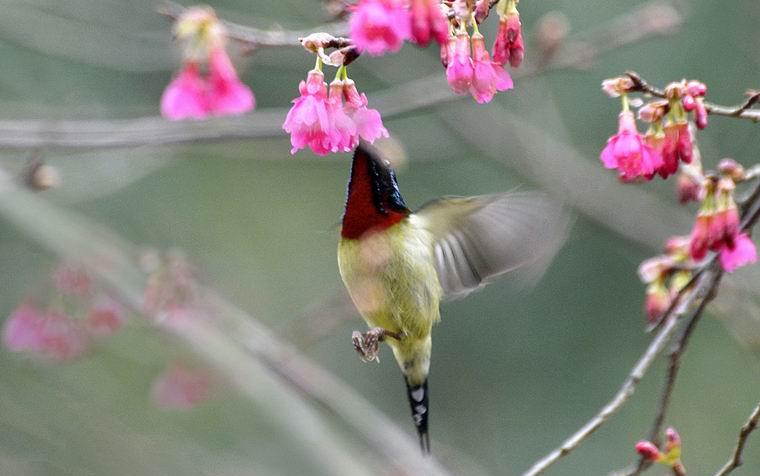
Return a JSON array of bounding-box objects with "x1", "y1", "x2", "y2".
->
[{"x1": 415, "y1": 192, "x2": 571, "y2": 300}]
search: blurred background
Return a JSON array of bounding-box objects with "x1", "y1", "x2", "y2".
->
[{"x1": 0, "y1": 0, "x2": 758, "y2": 475}]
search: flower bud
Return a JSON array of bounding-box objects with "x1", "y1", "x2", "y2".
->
[{"x1": 635, "y1": 441, "x2": 662, "y2": 462}]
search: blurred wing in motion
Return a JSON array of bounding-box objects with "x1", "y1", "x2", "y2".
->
[{"x1": 415, "y1": 192, "x2": 571, "y2": 300}]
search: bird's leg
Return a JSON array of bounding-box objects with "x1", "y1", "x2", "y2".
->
[{"x1": 351, "y1": 327, "x2": 402, "y2": 363}]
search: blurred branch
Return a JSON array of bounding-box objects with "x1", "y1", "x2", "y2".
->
[
  {"x1": 626, "y1": 71, "x2": 760, "y2": 122},
  {"x1": 0, "y1": 113, "x2": 285, "y2": 150},
  {"x1": 621, "y1": 181, "x2": 760, "y2": 475},
  {"x1": 0, "y1": 171, "x2": 455, "y2": 476},
  {"x1": 158, "y1": 1, "x2": 349, "y2": 47},
  {"x1": 520, "y1": 267, "x2": 721, "y2": 476},
  {"x1": 0, "y1": 0, "x2": 684, "y2": 150},
  {"x1": 715, "y1": 402, "x2": 760, "y2": 476}
]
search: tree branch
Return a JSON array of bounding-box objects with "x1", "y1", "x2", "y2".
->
[
  {"x1": 625, "y1": 71, "x2": 760, "y2": 123},
  {"x1": 614, "y1": 178, "x2": 760, "y2": 476},
  {"x1": 158, "y1": 1, "x2": 349, "y2": 47},
  {"x1": 519, "y1": 266, "x2": 721, "y2": 476},
  {"x1": 0, "y1": 0, "x2": 684, "y2": 150},
  {"x1": 715, "y1": 402, "x2": 760, "y2": 476}
]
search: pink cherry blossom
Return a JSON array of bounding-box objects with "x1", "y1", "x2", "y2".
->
[
  {"x1": 644, "y1": 283, "x2": 670, "y2": 323},
  {"x1": 469, "y1": 33, "x2": 513, "y2": 104},
  {"x1": 87, "y1": 297, "x2": 126, "y2": 337},
  {"x1": 3, "y1": 302, "x2": 45, "y2": 353},
  {"x1": 492, "y1": 13, "x2": 524, "y2": 68},
  {"x1": 207, "y1": 47, "x2": 255, "y2": 116},
  {"x1": 600, "y1": 111, "x2": 660, "y2": 182},
  {"x1": 659, "y1": 122, "x2": 692, "y2": 178},
  {"x1": 410, "y1": 0, "x2": 448, "y2": 47},
  {"x1": 343, "y1": 79, "x2": 389, "y2": 142},
  {"x1": 38, "y1": 311, "x2": 90, "y2": 361},
  {"x1": 161, "y1": 62, "x2": 210, "y2": 120},
  {"x1": 710, "y1": 206, "x2": 740, "y2": 251},
  {"x1": 719, "y1": 233, "x2": 757, "y2": 272},
  {"x1": 446, "y1": 32, "x2": 474, "y2": 95},
  {"x1": 150, "y1": 363, "x2": 212, "y2": 410},
  {"x1": 327, "y1": 80, "x2": 359, "y2": 153},
  {"x1": 283, "y1": 70, "x2": 334, "y2": 155},
  {"x1": 53, "y1": 263, "x2": 91, "y2": 297},
  {"x1": 350, "y1": 0, "x2": 411, "y2": 56},
  {"x1": 635, "y1": 441, "x2": 663, "y2": 462},
  {"x1": 4, "y1": 303, "x2": 89, "y2": 360},
  {"x1": 676, "y1": 172, "x2": 704, "y2": 204},
  {"x1": 689, "y1": 214, "x2": 711, "y2": 261}
]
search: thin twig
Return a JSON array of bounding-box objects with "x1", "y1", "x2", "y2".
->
[
  {"x1": 715, "y1": 403, "x2": 760, "y2": 476},
  {"x1": 615, "y1": 180, "x2": 760, "y2": 476},
  {"x1": 158, "y1": 1, "x2": 349, "y2": 47},
  {"x1": 519, "y1": 268, "x2": 721, "y2": 476},
  {"x1": 0, "y1": 0, "x2": 684, "y2": 150},
  {"x1": 626, "y1": 71, "x2": 760, "y2": 123}
]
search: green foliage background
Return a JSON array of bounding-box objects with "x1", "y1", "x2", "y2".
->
[{"x1": 0, "y1": 0, "x2": 758, "y2": 475}]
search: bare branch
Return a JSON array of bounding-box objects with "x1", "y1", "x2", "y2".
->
[
  {"x1": 519, "y1": 267, "x2": 721, "y2": 476},
  {"x1": 715, "y1": 403, "x2": 760, "y2": 476},
  {"x1": 158, "y1": 1, "x2": 349, "y2": 47},
  {"x1": 626, "y1": 71, "x2": 760, "y2": 123}
]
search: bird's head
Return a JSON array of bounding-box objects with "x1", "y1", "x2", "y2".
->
[{"x1": 341, "y1": 143, "x2": 410, "y2": 239}]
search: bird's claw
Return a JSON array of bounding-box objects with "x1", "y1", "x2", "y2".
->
[{"x1": 352, "y1": 327, "x2": 401, "y2": 363}]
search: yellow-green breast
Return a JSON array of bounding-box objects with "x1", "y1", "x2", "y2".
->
[{"x1": 338, "y1": 215, "x2": 443, "y2": 384}]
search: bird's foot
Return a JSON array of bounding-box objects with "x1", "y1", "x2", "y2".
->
[{"x1": 351, "y1": 327, "x2": 402, "y2": 363}]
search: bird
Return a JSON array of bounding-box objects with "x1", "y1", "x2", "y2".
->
[{"x1": 337, "y1": 142, "x2": 570, "y2": 453}]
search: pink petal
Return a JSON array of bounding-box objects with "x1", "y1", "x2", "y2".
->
[
  {"x1": 150, "y1": 363, "x2": 212, "y2": 410},
  {"x1": 720, "y1": 233, "x2": 757, "y2": 272},
  {"x1": 87, "y1": 297, "x2": 126, "y2": 337},
  {"x1": 350, "y1": 0, "x2": 411, "y2": 56},
  {"x1": 208, "y1": 48, "x2": 255, "y2": 116},
  {"x1": 161, "y1": 63, "x2": 210, "y2": 121},
  {"x1": 38, "y1": 312, "x2": 90, "y2": 361},
  {"x1": 600, "y1": 140, "x2": 619, "y2": 169},
  {"x1": 3, "y1": 302, "x2": 45, "y2": 352}
]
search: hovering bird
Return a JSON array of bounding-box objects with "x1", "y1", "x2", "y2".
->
[{"x1": 337, "y1": 143, "x2": 569, "y2": 453}]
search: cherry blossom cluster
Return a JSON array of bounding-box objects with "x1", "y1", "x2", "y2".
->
[
  {"x1": 601, "y1": 76, "x2": 757, "y2": 322},
  {"x1": 283, "y1": 36, "x2": 388, "y2": 155},
  {"x1": 161, "y1": 7, "x2": 254, "y2": 121},
  {"x1": 3, "y1": 263, "x2": 126, "y2": 361},
  {"x1": 635, "y1": 428, "x2": 686, "y2": 476},
  {"x1": 348, "y1": 0, "x2": 523, "y2": 102},
  {"x1": 600, "y1": 78, "x2": 708, "y2": 182},
  {"x1": 440, "y1": 0, "x2": 521, "y2": 103}
]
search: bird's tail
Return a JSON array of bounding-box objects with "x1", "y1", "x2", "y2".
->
[{"x1": 404, "y1": 377, "x2": 430, "y2": 454}]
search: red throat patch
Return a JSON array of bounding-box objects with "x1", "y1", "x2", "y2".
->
[{"x1": 341, "y1": 148, "x2": 408, "y2": 239}]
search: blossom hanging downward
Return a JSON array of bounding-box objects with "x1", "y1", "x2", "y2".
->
[
  {"x1": 410, "y1": 0, "x2": 449, "y2": 47},
  {"x1": 284, "y1": 66, "x2": 388, "y2": 155},
  {"x1": 492, "y1": 0, "x2": 524, "y2": 68},
  {"x1": 350, "y1": 0, "x2": 411, "y2": 56},
  {"x1": 469, "y1": 33, "x2": 513, "y2": 103},
  {"x1": 719, "y1": 233, "x2": 758, "y2": 272},
  {"x1": 446, "y1": 32, "x2": 474, "y2": 95},
  {"x1": 600, "y1": 110, "x2": 660, "y2": 182},
  {"x1": 283, "y1": 69, "x2": 333, "y2": 155},
  {"x1": 343, "y1": 79, "x2": 389, "y2": 142},
  {"x1": 161, "y1": 6, "x2": 254, "y2": 120},
  {"x1": 3, "y1": 302, "x2": 91, "y2": 361}
]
